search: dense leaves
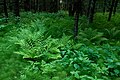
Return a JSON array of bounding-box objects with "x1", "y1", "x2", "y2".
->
[{"x1": 0, "y1": 12, "x2": 120, "y2": 80}]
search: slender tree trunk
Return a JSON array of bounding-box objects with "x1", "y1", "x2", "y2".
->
[
  {"x1": 113, "y1": 0, "x2": 118, "y2": 15},
  {"x1": 30, "y1": 0, "x2": 32, "y2": 11},
  {"x1": 89, "y1": 0, "x2": 97, "y2": 23},
  {"x1": 68, "y1": 2, "x2": 74, "y2": 16},
  {"x1": 87, "y1": 0, "x2": 92, "y2": 17},
  {"x1": 24, "y1": 0, "x2": 30, "y2": 11},
  {"x1": 3, "y1": 0, "x2": 8, "y2": 22},
  {"x1": 74, "y1": 12, "x2": 79, "y2": 39},
  {"x1": 103, "y1": 0, "x2": 107, "y2": 15},
  {"x1": 43, "y1": 0, "x2": 46, "y2": 11},
  {"x1": 36, "y1": 0, "x2": 39, "y2": 12},
  {"x1": 33, "y1": 0, "x2": 36, "y2": 12},
  {"x1": 74, "y1": 0, "x2": 81, "y2": 39},
  {"x1": 58, "y1": 0, "x2": 60, "y2": 10},
  {"x1": 14, "y1": 0, "x2": 20, "y2": 17},
  {"x1": 108, "y1": 0, "x2": 115, "y2": 21},
  {"x1": 54, "y1": 0, "x2": 58, "y2": 12}
]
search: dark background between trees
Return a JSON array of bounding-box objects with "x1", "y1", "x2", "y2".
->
[{"x1": 0, "y1": 0, "x2": 120, "y2": 37}]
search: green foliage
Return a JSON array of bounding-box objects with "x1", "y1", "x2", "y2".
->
[
  {"x1": 78, "y1": 28, "x2": 108, "y2": 45},
  {"x1": 104, "y1": 27, "x2": 120, "y2": 40},
  {"x1": 0, "y1": 12, "x2": 120, "y2": 80}
]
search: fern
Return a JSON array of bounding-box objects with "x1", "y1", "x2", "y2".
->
[
  {"x1": 79, "y1": 28, "x2": 108, "y2": 44},
  {"x1": 105, "y1": 27, "x2": 120, "y2": 40}
]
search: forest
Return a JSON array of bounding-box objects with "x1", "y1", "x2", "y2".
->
[{"x1": 0, "y1": 0, "x2": 120, "y2": 80}]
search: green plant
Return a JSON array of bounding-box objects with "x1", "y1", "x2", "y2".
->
[
  {"x1": 1, "y1": 12, "x2": 120, "y2": 80},
  {"x1": 104, "y1": 27, "x2": 120, "y2": 40},
  {"x1": 78, "y1": 28, "x2": 108, "y2": 45}
]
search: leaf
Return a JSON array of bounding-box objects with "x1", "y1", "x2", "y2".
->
[
  {"x1": 74, "y1": 72, "x2": 80, "y2": 79},
  {"x1": 114, "y1": 69, "x2": 120, "y2": 74},
  {"x1": 47, "y1": 53, "x2": 62, "y2": 60},
  {"x1": 116, "y1": 62, "x2": 120, "y2": 66},
  {"x1": 70, "y1": 71, "x2": 80, "y2": 79},
  {"x1": 113, "y1": 30, "x2": 120, "y2": 38},
  {"x1": 14, "y1": 51, "x2": 31, "y2": 58},
  {"x1": 74, "y1": 64, "x2": 80, "y2": 70},
  {"x1": 90, "y1": 33, "x2": 103, "y2": 41},
  {"x1": 49, "y1": 47, "x2": 60, "y2": 53},
  {"x1": 73, "y1": 43, "x2": 83, "y2": 49}
]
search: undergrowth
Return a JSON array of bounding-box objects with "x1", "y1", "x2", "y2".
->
[{"x1": 0, "y1": 11, "x2": 120, "y2": 80}]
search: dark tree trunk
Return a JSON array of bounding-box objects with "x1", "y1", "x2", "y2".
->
[
  {"x1": 24, "y1": 0, "x2": 30, "y2": 11},
  {"x1": 36, "y1": 0, "x2": 39, "y2": 12},
  {"x1": 74, "y1": 0, "x2": 82, "y2": 39},
  {"x1": 14, "y1": 0, "x2": 20, "y2": 17},
  {"x1": 103, "y1": 0, "x2": 107, "y2": 15},
  {"x1": 30, "y1": 0, "x2": 32, "y2": 10},
  {"x1": 108, "y1": 0, "x2": 115, "y2": 21},
  {"x1": 113, "y1": 0, "x2": 118, "y2": 15},
  {"x1": 87, "y1": 0, "x2": 92, "y2": 17},
  {"x1": 33, "y1": 0, "x2": 36, "y2": 12},
  {"x1": 58, "y1": 0, "x2": 60, "y2": 10},
  {"x1": 50, "y1": 0, "x2": 58, "y2": 13},
  {"x1": 3, "y1": 0, "x2": 8, "y2": 22},
  {"x1": 74, "y1": 12, "x2": 79, "y2": 39},
  {"x1": 43, "y1": 0, "x2": 46, "y2": 11},
  {"x1": 33, "y1": 0, "x2": 39, "y2": 13},
  {"x1": 68, "y1": 2, "x2": 74, "y2": 16},
  {"x1": 54, "y1": 0, "x2": 59, "y2": 12},
  {"x1": 89, "y1": 0, "x2": 97, "y2": 23},
  {"x1": 8, "y1": 0, "x2": 13, "y2": 12}
]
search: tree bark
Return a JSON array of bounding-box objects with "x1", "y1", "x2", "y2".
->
[
  {"x1": 113, "y1": 0, "x2": 118, "y2": 15},
  {"x1": 3, "y1": 0, "x2": 8, "y2": 22},
  {"x1": 89, "y1": 0, "x2": 97, "y2": 23},
  {"x1": 24, "y1": 0, "x2": 30, "y2": 11},
  {"x1": 103, "y1": 0, "x2": 107, "y2": 15},
  {"x1": 43, "y1": 0, "x2": 46, "y2": 11},
  {"x1": 68, "y1": 2, "x2": 74, "y2": 16},
  {"x1": 74, "y1": 0, "x2": 82, "y2": 39},
  {"x1": 108, "y1": 0, "x2": 115, "y2": 21},
  {"x1": 14, "y1": 0, "x2": 20, "y2": 17},
  {"x1": 87, "y1": 0, "x2": 92, "y2": 17}
]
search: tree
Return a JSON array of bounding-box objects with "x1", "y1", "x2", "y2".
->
[
  {"x1": 89, "y1": 0, "x2": 97, "y2": 23},
  {"x1": 108, "y1": 0, "x2": 115, "y2": 21},
  {"x1": 24, "y1": 0, "x2": 30, "y2": 11},
  {"x1": 113, "y1": 0, "x2": 118, "y2": 15},
  {"x1": 87, "y1": 0, "x2": 92, "y2": 17},
  {"x1": 103, "y1": 0, "x2": 107, "y2": 15},
  {"x1": 49, "y1": 0, "x2": 59, "y2": 13},
  {"x1": 14, "y1": 0, "x2": 20, "y2": 17},
  {"x1": 74, "y1": 0, "x2": 82, "y2": 39},
  {"x1": 68, "y1": 1, "x2": 74, "y2": 16},
  {"x1": 3, "y1": 0, "x2": 8, "y2": 22},
  {"x1": 43, "y1": 0, "x2": 46, "y2": 11}
]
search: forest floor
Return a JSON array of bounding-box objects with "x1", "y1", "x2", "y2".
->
[{"x1": 0, "y1": 12, "x2": 120, "y2": 80}]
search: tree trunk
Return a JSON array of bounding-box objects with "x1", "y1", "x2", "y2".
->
[
  {"x1": 68, "y1": 2, "x2": 74, "y2": 16},
  {"x1": 54, "y1": 0, "x2": 58, "y2": 12},
  {"x1": 87, "y1": 0, "x2": 92, "y2": 17},
  {"x1": 3, "y1": 0, "x2": 8, "y2": 22},
  {"x1": 36, "y1": 0, "x2": 39, "y2": 12},
  {"x1": 74, "y1": 0, "x2": 81, "y2": 39},
  {"x1": 24, "y1": 0, "x2": 30, "y2": 11},
  {"x1": 43, "y1": 0, "x2": 46, "y2": 11},
  {"x1": 113, "y1": 0, "x2": 118, "y2": 15},
  {"x1": 49, "y1": 0, "x2": 58, "y2": 13},
  {"x1": 108, "y1": 0, "x2": 115, "y2": 21},
  {"x1": 89, "y1": 0, "x2": 97, "y2": 23},
  {"x1": 103, "y1": 0, "x2": 107, "y2": 15},
  {"x1": 33, "y1": 0, "x2": 36, "y2": 12},
  {"x1": 14, "y1": 0, "x2": 20, "y2": 17}
]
